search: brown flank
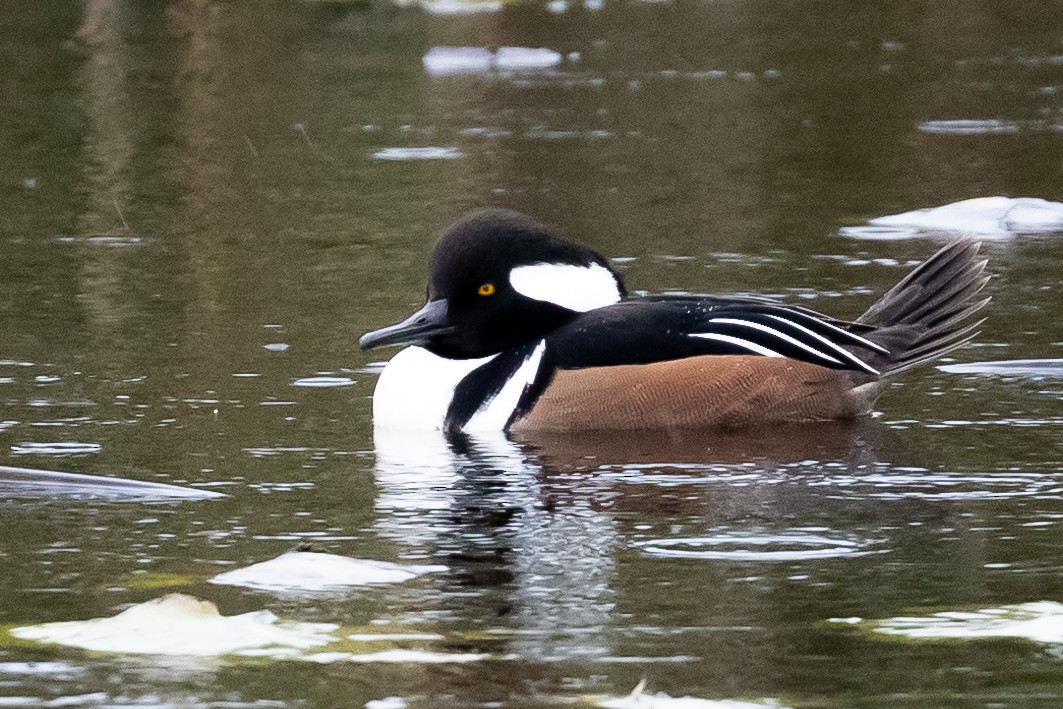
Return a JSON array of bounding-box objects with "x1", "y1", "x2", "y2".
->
[{"x1": 511, "y1": 354, "x2": 869, "y2": 433}]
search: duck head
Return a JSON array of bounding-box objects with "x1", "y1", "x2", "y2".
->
[{"x1": 359, "y1": 210, "x2": 626, "y2": 359}]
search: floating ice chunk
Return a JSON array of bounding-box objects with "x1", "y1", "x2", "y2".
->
[
  {"x1": 939, "y1": 358, "x2": 1063, "y2": 377},
  {"x1": 345, "y1": 649, "x2": 488, "y2": 663},
  {"x1": 598, "y1": 682, "x2": 789, "y2": 708},
  {"x1": 423, "y1": 47, "x2": 492, "y2": 74},
  {"x1": 210, "y1": 551, "x2": 446, "y2": 592},
  {"x1": 423, "y1": 46, "x2": 562, "y2": 76},
  {"x1": 997, "y1": 198, "x2": 1063, "y2": 231},
  {"x1": 56, "y1": 234, "x2": 143, "y2": 247},
  {"x1": 0, "y1": 661, "x2": 84, "y2": 676},
  {"x1": 291, "y1": 376, "x2": 356, "y2": 388},
  {"x1": 366, "y1": 699, "x2": 408, "y2": 709},
  {"x1": 11, "y1": 594, "x2": 338, "y2": 657},
  {"x1": 847, "y1": 196, "x2": 1063, "y2": 239},
  {"x1": 0, "y1": 693, "x2": 111, "y2": 706},
  {"x1": 599, "y1": 698, "x2": 783, "y2": 708},
  {"x1": 419, "y1": 0, "x2": 502, "y2": 13},
  {"x1": 633, "y1": 533, "x2": 877, "y2": 561},
  {"x1": 919, "y1": 119, "x2": 1021, "y2": 134},
  {"x1": 372, "y1": 147, "x2": 463, "y2": 161},
  {"x1": 495, "y1": 47, "x2": 564, "y2": 70},
  {"x1": 11, "y1": 442, "x2": 101, "y2": 456},
  {"x1": 846, "y1": 601, "x2": 1063, "y2": 644},
  {"x1": 0, "y1": 465, "x2": 225, "y2": 501},
  {"x1": 837, "y1": 226, "x2": 920, "y2": 240}
]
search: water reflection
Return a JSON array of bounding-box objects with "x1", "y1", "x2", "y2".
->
[
  {"x1": 515, "y1": 421, "x2": 881, "y2": 471},
  {"x1": 374, "y1": 427, "x2": 618, "y2": 661},
  {"x1": 366, "y1": 410, "x2": 1062, "y2": 689},
  {"x1": 371, "y1": 420, "x2": 895, "y2": 663}
]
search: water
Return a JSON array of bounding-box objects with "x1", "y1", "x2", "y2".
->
[{"x1": 3, "y1": 0, "x2": 1063, "y2": 706}]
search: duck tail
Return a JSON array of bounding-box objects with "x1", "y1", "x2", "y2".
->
[{"x1": 856, "y1": 238, "x2": 990, "y2": 376}]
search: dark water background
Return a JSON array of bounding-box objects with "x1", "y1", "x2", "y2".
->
[{"x1": 2, "y1": 1, "x2": 1063, "y2": 706}]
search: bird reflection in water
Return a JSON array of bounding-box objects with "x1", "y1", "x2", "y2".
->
[{"x1": 370, "y1": 420, "x2": 883, "y2": 662}]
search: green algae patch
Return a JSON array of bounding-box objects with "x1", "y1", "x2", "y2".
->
[{"x1": 122, "y1": 571, "x2": 200, "y2": 591}]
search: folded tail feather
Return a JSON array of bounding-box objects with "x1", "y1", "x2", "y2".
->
[{"x1": 854, "y1": 238, "x2": 990, "y2": 376}]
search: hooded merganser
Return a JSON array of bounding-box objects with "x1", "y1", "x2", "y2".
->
[{"x1": 360, "y1": 210, "x2": 989, "y2": 433}]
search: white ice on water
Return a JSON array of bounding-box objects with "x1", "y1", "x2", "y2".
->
[
  {"x1": 210, "y1": 550, "x2": 446, "y2": 592},
  {"x1": 423, "y1": 47, "x2": 563, "y2": 76},
  {"x1": 835, "y1": 601, "x2": 1063, "y2": 644},
  {"x1": 842, "y1": 196, "x2": 1063, "y2": 239}
]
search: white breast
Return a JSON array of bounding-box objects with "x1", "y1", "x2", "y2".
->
[
  {"x1": 372, "y1": 347, "x2": 495, "y2": 431},
  {"x1": 371, "y1": 344, "x2": 547, "y2": 432}
]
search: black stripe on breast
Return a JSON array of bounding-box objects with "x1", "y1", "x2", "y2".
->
[{"x1": 444, "y1": 341, "x2": 554, "y2": 434}]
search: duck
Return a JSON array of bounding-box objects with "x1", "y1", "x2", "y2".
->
[{"x1": 359, "y1": 210, "x2": 989, "y2": 434}]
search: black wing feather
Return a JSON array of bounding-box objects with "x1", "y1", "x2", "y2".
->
[{"x1": 547, "y1": 298, "x2": 881, "y2": 373}]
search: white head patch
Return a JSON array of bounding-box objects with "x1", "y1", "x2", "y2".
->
[{"x1": 508, "y1": 263, "x2": 622, "y2": 312}]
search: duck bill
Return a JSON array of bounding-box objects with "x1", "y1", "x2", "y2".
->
[{"x1": 359, "y1": 299, "x2": 453, "y2": 350}]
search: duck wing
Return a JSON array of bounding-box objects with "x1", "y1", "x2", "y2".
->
[{"x1": 547, "y1": 297, "x2": 886, "y2": 375}]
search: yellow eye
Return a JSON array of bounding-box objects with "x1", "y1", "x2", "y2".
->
[{"x1": 478, "y1": 283, "x2": 496, "y2": 296}]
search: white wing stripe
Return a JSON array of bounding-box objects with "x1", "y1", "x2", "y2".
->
[
  {"x1": 689, "y1": 332, "x2": 785, "y2": 359},
  {"x1": 762, "y1": 314, "x2": 880, "y2": 373},
  {"x1": 705, "y1": 317, "x2": 845, "y2": 366},
  {"x1": 789, "y1": 314, "x2": 889, "y2": 354}
]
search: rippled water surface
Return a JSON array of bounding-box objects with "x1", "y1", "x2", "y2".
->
[{"x1": 3, "y1": 1, "x2": 1063, "y2": 707}]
